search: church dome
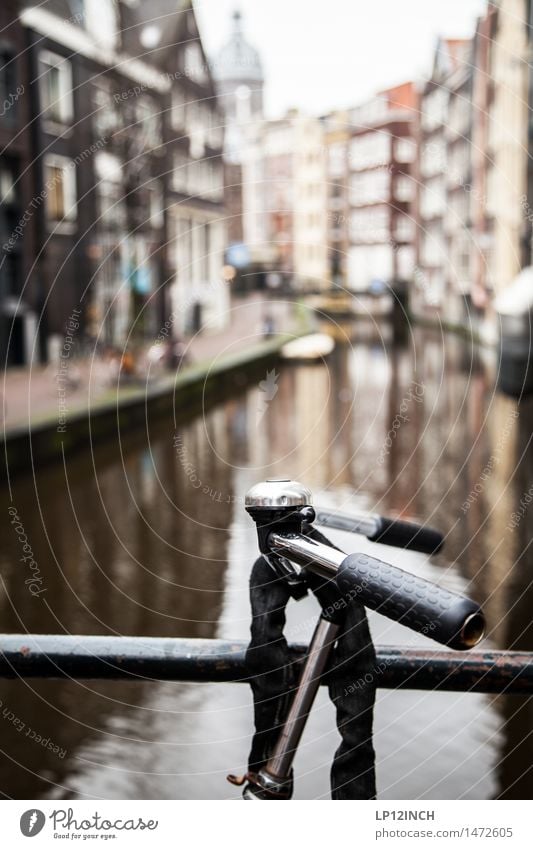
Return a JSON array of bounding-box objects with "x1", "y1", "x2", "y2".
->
[{"x1": 214, "y1": 10, "x2": 263, "y2": 83}]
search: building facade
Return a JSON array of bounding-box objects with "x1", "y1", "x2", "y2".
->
[
  {"x1": 470, "y1": 7, "x2": 497, "y2": 316},
  {"x1": 485, "y1": 0, "x2": 529, "y2": 298},
  {"x1": 347, "y1": 83, "x2": 417, "y2": 294},
  {"x1": 415, "y1": 39, "x2": 471, "y2": 314},
  {"x1": 292, "y1": 115, "x2": 328, "y2": 289},
  {"x1": 414, "y1": 11, "x2": 529, "y2": 334},
  {"x1": 214, "y1": 10, "x2": 263, "y2": 251},
  {"x1": 323, "y1": 110, "x2": 350, "y2": 290},
  {"x1": 242, "y1": 111, "x2": 328, "y2": 291},
  {"x1": 158, "y1": 2, "x2": 227, "y2": 335},
  {"x1": 0, "y1": 0, "x2": 35, "y2": 365},
  {"x1": 444, "y1": 42, "x2": 475, "y2": 324},
  {"x1": 1, "y1": 0, "x2": 227, "y2": 365}
]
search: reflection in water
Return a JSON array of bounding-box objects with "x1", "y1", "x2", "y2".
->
[{"x1": 0, "y1": 328, "x2": 531, "y2": 799}]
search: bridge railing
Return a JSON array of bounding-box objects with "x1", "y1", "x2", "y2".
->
[{"x1": 0, "y1": 635, "x2": 531, "y2": 694}]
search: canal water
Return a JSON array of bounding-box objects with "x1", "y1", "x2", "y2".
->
[{"x1": 1, "y1": 327, "x2": 532, "y2": 800}]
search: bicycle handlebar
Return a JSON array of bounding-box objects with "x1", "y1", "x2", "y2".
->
[
  {"x1": 336, "y1": 552, "x2": 484, "y2": 650},
  {"x1": 314, "y1": 508, "x2": 444, "y2": 554},
  {"x1": 268, "y1": 532, "x2": 484, "y2": 651},
  {"x1": 245, "y1": 480, "x2": 484, "y2": 652}
]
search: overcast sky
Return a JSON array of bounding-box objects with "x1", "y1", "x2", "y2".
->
[{"x1": 194, "y1": 0, "x2": 487, "y2": 117}]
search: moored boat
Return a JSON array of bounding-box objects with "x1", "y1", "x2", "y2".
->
[{"x1": 281, "y1": 333, "x2": 335, "y2": 362}]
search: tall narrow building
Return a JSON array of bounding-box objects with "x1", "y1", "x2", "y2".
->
[
  {"x1": 414, "y1": 38, "x2": 471, "y2": 315},
  {"x1": 347, "y1": 83, "x2": 417, "y2": 294},
  {"x1": 0, "y1": 0, "x2": 35, "y2": 365},
  {"x1": 8, "y1": 0, "x2": 227, "y2": 361},
  {"x1": 214, "y1": 10, "x2": 264, "y2": 249}
]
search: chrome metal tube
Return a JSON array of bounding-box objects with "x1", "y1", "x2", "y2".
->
[
  {"x1": 268, "y1": 531, "x2": 484, "y2": 651},
  {"x1": 268, "y1": 532, "x2": 344, "y2": 578},
  {"x1": 265, "y1": 617, "x2": 340, "y2": 779}
]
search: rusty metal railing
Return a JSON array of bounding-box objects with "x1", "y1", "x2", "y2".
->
[{"x1": 0, "y1": 635, "x2": 531, "y2": 693}]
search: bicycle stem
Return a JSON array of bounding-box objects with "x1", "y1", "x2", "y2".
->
[{"x1": 243, "y1": 615, "x2": 339, "y2": 799}]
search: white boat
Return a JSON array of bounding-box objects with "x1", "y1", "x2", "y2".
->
[{"x1": 281, "y1": 333, "x2": 335, "y2": 362}]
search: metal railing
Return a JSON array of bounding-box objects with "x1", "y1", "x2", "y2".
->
[
  {"x1": 0, "y1": 635, "x2": 531, "y2": 693},
  {"x1": 1, "y1": 479, "x2": 531, "y2": 801}
]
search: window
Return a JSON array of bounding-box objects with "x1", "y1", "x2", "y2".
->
[
  {"x1": 421, "y1": 225, "x2": 446, "y2": 267},
  {"x1": 206, "y1": 108, "x2": 223, "y2": 149},
  {"x1": 205, "y1": 160, "x2": 223, "y2": 200},
  {"x1": 183, "y1": 43, "x2": 207, "y2": 84},
  {"x1": 0, "y1": 46, "x2": 18, "y2": 124},
  {"x1": 188, "y1": 159, "x2": 202, "y2": 196},
  {"x1": 94, "y1": 152, "x2": 124, "y2": 226},
  {"x1": 448, "y1": 92, "x2": 471, "y2": 139},
  {"x1": 350, "y1": 206, "x2": 389, "y2": 243},
  {"x1": 349, "y1": 132, "x2": 390, "y2": 171},
  {"x1": 172, "y1": 151, "x2": 189, "y2": 193},
  {"x1": 397, "y1": 245, "x2": 414, "y2": 278},
  {"x1": 420, "y1": 177, "x2": 446, "y2": 220},
  {"x1": 448, "y1": 186, "x2": 470, "y2": 225},
  {"x1": 93, "y1": 83, "x2": 120, "y2": 138},
  {"x1": 393, "y1": 215, "x2": 415, "y2": 242},
  {"x1": 176, "y1": 216, "x2": 192, "y2": 272},
  {"x1": 43, "y1": 155, "x2": 76, "y2": 222},
  {"x1": 328, "y1": 143, "x2": 346, "y2": 178},
  {"x1": 39, "y1": 51, "x2": 73, "y2": 127},
  {"x1": 348, "y1": 243, "x2": 393, "y2": 290},
  {"x1": 421, "y1": 87, "x2": 448, "y2": 132},
  {"x1": 395, "y1": 138, "x2": 415, "y2": 164},
  {"x1": 93, "y1": 236, "x2": 126, "y2": 345},
  {"x1": 186, "y1": 100, "x2": 206, "y2": 159},
  {"x1": 448, "y1": 141, "x2": 470, "y2": 185},
  {"x1": 0, "y1": 159, "x2": 17, "y2": 204},
  {"x1": 172, "y1": 89, "x2": 186, "y2": 131},
  {"x1": 186, "y1": 158, "x2": 222, "y2": 200},
  {"x1": 148, "y1": 181, "x2": 164, "y2": 228},
  {"x1": 451, "y1": 231, "x2": 471, "y2": 281},
  {"x1": 200, "y1": 222, "x2": 210, "y2": 280},
  {"x1": 421, "y1": 137, "x2": 446, "y2": 178},
  {"x1": 136, "y1": 97, "x2": 162, "y2": 150},
  {"x1": 394, "y1": 175, "x2": 414, "y2": 203},
  {"x1": 349, "y1": 168, "x2": 389, "y2": 206}
]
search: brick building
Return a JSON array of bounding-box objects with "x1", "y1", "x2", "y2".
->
[
  {"x1": 1, "y1": 0, "x2": 227, "y2": 365},
  {"x1": 0, "y1": 0, "x2": 37, "y2": 365},
  {"x1": 414, "y1": 38, "x2": 471, "y2": 315},
  {"x1": 346, "y1": 82, "x2": 417, "y2": 294},
  {"x1": 445, "y1": 41, "x2": 475, "y2": 324}
]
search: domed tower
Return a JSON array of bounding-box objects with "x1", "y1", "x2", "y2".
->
[{"x1": 215, "y1": 10, "x2": 264, "y2": 163}]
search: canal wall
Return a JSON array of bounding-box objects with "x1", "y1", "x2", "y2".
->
[
  {"x1": 409, "y1": 309, "x2": 499, "y2": 349},
  {"x1": 1, "y1": 336, "x2": 292, "y2": 477}
]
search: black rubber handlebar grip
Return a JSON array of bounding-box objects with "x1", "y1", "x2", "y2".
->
[
  {"x1": 336, "y1": 553, "x2": 485, "y2": 650},
  {"x1": 368, "y1": 516, "x2": 444, "y2": 555}
]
